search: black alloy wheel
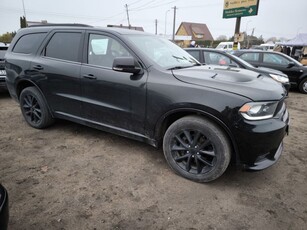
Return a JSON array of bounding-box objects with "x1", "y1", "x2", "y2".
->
[
  {"x1": 20, "y1": 87, "x2": 54, "y2": 129},
  {"x1": 22, "y1": 94, "x2": 42, "y2": 124},
  {"x1": 163, "y1": 116, "x2": 231, "y2": 182},
  {"x1": 171, "y1": 130, "x2": 216, "y2": 174}
]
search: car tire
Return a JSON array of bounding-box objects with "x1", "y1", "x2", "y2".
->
[
  {"x1": 298, "y1": 78, "x2": 307, "y2": 94},
  {"x1": 163, "y1": 115, "x2": 231, "y2": 183},
  {"x1": 20, "y1": 87, "x2": 54, "y2": 129}
]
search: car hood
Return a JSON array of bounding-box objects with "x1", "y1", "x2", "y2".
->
[
  {"x1": 172, "y1": 66, "x2": 286, "y2": 101},
  {"x1": 256, "y1": 66, "x2": 287, "y2": 76}
]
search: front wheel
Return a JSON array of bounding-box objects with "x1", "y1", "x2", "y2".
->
[
  {"x1": 163, "y1": 116, "x2": 231, "y2": 183},
  {"x1": 299, "y1": 78, "x2": 307, "y2": 94},
  {"x1": 19, "y1": 87, "x2": 54, "y2": 129}
]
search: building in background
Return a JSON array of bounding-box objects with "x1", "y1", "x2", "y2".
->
[{"x1": 175, "y1": 22, "x2": 214, "y2": 47}]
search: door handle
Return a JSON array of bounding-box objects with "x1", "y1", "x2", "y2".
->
[
  {"x1": 33, "y1": 65, "x2": 44, "y2": 70},
  {"x1": 83, "y1": 74, "x2": 97, "y2": 80}
]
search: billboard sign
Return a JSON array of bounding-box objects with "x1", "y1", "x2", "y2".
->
[{"x1": 223, "y1": 0, "x2": 260, "y2": 18}]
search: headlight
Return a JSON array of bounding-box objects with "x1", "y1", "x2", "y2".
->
[
  {"x1": 269, "y1": 74, "x2": 289, "y2": 83},
  {"x1": 239, "y1": 102, "x2": 278, "y2": 120}
]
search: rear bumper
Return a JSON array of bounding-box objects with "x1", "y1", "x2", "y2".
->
[{"x1": 0, "y1": 184, "x2": 9, "y2": 230}]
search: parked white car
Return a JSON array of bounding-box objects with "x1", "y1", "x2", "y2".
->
[{"x1": 216, "y1": 42, "x2": 240, "y2": 51}]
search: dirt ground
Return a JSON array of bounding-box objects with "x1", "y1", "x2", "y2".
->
[{"x1": 0, "y1": 88, "x2": 306, "y2": 230}]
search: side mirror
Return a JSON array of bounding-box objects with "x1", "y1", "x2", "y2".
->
[
  {"x1": 112, "y1": 57, "x2": 141, "y2": 74},
  {"x1": 228, "y1": 63, "x2": 238, "y2": 68},
  {"x1": 287, "y1": 62, "x2": 295, "y2": 68}
]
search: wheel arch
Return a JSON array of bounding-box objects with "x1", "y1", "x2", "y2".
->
[
  {"x1": 154, "y1": 108, "x2": 240, "y2": 164},
  {"x1": 16, "y1": 80, "x2": 54, "y2": 117},
  {"x1": 298, "y1": 74, "x2": 307, "y2": 83}
]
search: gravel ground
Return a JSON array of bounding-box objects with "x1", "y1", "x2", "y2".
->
[{"x1": 0, "y1": 88, "x2": 306, "y2": 230}]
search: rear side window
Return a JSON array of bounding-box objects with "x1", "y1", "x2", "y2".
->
[
  {"x1": 13, "y1": 33, "x2": 46, "y2": 54},
  {"x1": 187, "y1": 50, "x2": 200, "y2": 62},
  {"x1": 263, "y1": 53, "x2": 290, "y2": 65},
  {"x1": 44, "y1": 32, "x2": 82, "y2": 62},
  {"x1": 239, "y1": 52, "x2": 260, "y2": 62}
]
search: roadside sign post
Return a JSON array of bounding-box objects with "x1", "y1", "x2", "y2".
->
[
  {"x1": 234, "y1": 17, "x2": 241, "y2": 50},
  {"x1": 223, "y1": 0, "x2": 260, "y2": 50}
]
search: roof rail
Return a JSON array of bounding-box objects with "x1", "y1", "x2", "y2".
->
[{"x1": 28, "y1": 23, "x2": 93, "y2": 28}]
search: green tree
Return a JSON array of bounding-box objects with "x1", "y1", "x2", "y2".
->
[{"x1": 0, "y1": 31, "x2": 16, "y2": 43}]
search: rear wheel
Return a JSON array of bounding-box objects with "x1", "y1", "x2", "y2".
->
[
  {"x1": 20, "y1": 87, "x2": 54, "y2": 129},
  {"x1": 163, "y1": 116, "x2": 231, "y2": 182},
  {"x1": 299, "y1": 78, "x2": 307, "y2": 94}
]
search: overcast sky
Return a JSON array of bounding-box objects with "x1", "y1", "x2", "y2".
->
[{"x1": 0, "y1": 0, "x2": 306, "y2": 40}]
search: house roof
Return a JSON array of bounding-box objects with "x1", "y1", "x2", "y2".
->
[{"x1": 176, "y1": 22, "x2": 213, "y2": 41}]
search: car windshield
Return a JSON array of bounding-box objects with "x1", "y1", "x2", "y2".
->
[{"x1": 126, "y1": 35, "x2": 199, "y2": 69}]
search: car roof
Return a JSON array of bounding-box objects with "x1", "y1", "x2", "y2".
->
[
  {"x1": 184, "y1": 47, "x2": 227, "y2": 53},
  {"x1": 233, "y1": 49, "x2": 278, "y2": 53},
  {"x1": 19, "y1": 24, "x2": 150, "y2": 36}
]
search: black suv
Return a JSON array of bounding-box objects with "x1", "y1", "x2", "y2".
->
[
  {"x1": 232, "y1": 50, "x2": 307, "y2": 94},
  {"x1": 5, "y1": 25, "x2": 289, "y2": 182},
  {"x1": 0, "y1": 43, "x2": 9, "y2": 89}
]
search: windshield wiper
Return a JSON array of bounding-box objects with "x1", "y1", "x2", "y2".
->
[
  {"x1": 167, "y1": 63, "x2": 200, "y2": 70},
  {"x1": 172, "y1": 55, "x2": 185, "y2": 60},
  {"x1": 167, "y1": 66, "x2": 187, "y2": 70}
]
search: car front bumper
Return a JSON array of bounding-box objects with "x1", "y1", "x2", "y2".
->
[
  {"x1": 0, "y1": 184, "x2": 9, "y2": 230},
  {"x1": 233, "y1": 101, "x2": 289, "y2": 170}
]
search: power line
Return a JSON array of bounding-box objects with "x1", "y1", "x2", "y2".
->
[
  {"x1": 130, "y1": 0, "x2": 158, "y2": 11},
  {"x1": 128, "y1": 0, "x2": 144, "y2": 6},
  {"x1": 0, "y1": 5, "x2": 126, "y2": 22},
  {"x1": 131, "y1": 0, "x2": 177, "y2": 12}
]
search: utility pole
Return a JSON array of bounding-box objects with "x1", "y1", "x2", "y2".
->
[
  {"x1": 21, "y1": 0, "x2": 27, "y2": 27},
  {"x1": 155, "y1": 19, "x2": 158, "y2": 35},
  {"x1": 233, "y1": 17, "x2": 241, "y2": 50},
  {"x1": 22, "y1": 0, "x2": 27, "y2": 18},
  {"x1": 247, "y1": 28, "x2": 255, "y2": 48},
  {"x1": 125, "y1": 4, "x2": 131, "y2": 28},
  {"x1": 172, "y1": 6, "x2": 177, "y2": 42}
]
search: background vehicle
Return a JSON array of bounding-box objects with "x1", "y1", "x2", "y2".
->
[
  {"x1": 0, "y1": 43, "x2": 9, "y2": 90},
  {"x1": 259, "y1": 43, "x2": 275, "y2": 51},
  {"x1": 232, "y1": 50, "x2": 307, "y2": 93},
  {"x1": 5, "y1": 25, "x2": 289, "y2": 182},
  {"x1": 215, "y1": 42, "x2": 240, "y2": 51},
  {"x1": 185, "y1": 48, "x2": 290, "y2": 93},
  {"x1": 0, "y1": 184, "x2": 9, "y2": 230}
]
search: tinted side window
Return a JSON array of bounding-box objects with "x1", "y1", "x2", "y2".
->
[
  {"x1": 203, "y1": 52, "x2": 236, "y2": 66},
  {"x1": 240, "y1": 53, "x2": 259, "y2": 62},
  {"x1": 263, "y1": 53, "x2": 290, "y2": 65},
  {"x1": 13, "y1": 33, "x2": 46, "y2": 54},
  {"x1": 88, "y1": 34, "x2": 131, "y2": 68},
  {"x1": 187, "y1": 50, "x2": 200, "y2": 62},
  {"x1": 45, "y1": 32, "x2": 82, "y2": 62}
]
